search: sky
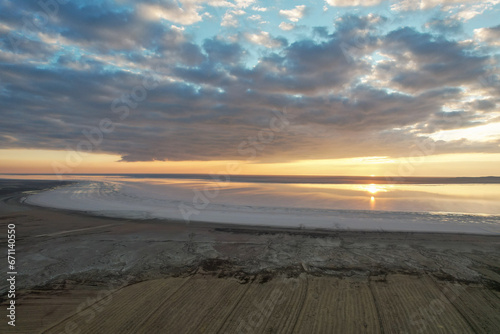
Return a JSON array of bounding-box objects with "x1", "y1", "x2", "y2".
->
[{"x1": 0, "y1": 0, "x2": 499, "y2": 177}]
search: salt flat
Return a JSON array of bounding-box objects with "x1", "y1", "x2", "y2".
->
[{"x1": 25, "y1": 180, "x2": 500, "y2": 234}]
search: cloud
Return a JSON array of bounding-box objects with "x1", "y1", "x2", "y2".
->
[
  {"x1": 203, "y1": 38, "x2": 244, "y2": 64},
  {"x1": 326, "y1": 0, "x2": 500, "y2": 13},
  {"x1": 252, "y1": 6, "x2": 267, "y2": 12},
  {"x1": 135, "y1": 0, "x2": 258, "y2": 26},
  {"x1": 279, "y1": 22, "x2": 295, "y2": 31},
  {"x1": 279, "y1": 5, "x2": 306, "y2": 22},
  {"x1": 391, "y1": 0, "x2": 500, "y2": 15},
  {"x1": 245, "y1": 31, "x2": 286, "y2": 48},
  {"x1": 221, "y1": 9, "x2": 246, "y2": 27},
  {"x1": 380, "y1": 27, "x2": 489, "y2": 91},
  {"x1": 326, "y1": 0, "x2": 383, "y2": 6},
  {"x1": 425, "y1": 18, "x2": 463, "y2": 35},
  {"x1": 451, "y1": 1, "x2": 500, "y2": 21},
  {"x1": 474, "y1": 25, "x2": 500, "y2": 47},
  {"x1": 137, "y1": 1, "x2": 203, "y2": 25},
  {"x1": 0, "y1": 2, "x2": 499, "y2": 164},
  {"x1": 233, "y1": 0, "x2": 256, "y2": 8}
]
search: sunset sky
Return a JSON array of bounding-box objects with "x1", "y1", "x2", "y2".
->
[{"x1": 1, "y1": 0, "x2": 499, "y2": 176}]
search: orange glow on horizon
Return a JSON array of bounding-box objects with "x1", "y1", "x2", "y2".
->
[{"x1": 1, "y1": 149, "x2": 500, "y2": 177}]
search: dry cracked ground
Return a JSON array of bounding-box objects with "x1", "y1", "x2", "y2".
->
[{"x1": 0, "y1": 180, "x2": 499, "y2": 333}]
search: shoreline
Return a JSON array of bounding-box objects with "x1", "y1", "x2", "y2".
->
[
  {"x1": 4, "y1": 180, "x2": 498, "y2": 245},
  {"x1": 15, "y1": 178, "x2": 500, "y2": 235},
  {"x1": 1, "y1": 179, "x2": 500, "y2": 333}
]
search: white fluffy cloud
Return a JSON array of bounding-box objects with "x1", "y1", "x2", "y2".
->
[
  {"x1": 452, "y1": 1, "x2": 500, "y2": 21},
  {"x1": 325, "y1": 0, "x2": 500, "y2": 14},
  {"x1": 279, "y1": 22, "x2": 295, "y2": 31},
  {"x1": 279, "y1": 5, "x2": 306, "y2": 22},
  {"x1": 137, "y1": 0, "x2": 259, "y2": 26},
  {"x1": 221, "y1": 9, "x2": 246, "y2": 27},
  {"x1": 245, "y1": 31, "x2": 283, "y2": 48},
  {"x1": 137, "y1": 2, "x2": 203, "y2": 25},
  {"x1": 391, "y1": 0, "x2": 500, "y2": 13},
  {"x1": 474, "y1": 26, "x2": 500, "y2": 47},
  {"x1": 252, "y1": 6, "x2": 267, "y2": 12},
  {"x1": 326, "y1": 0, "x2": 383, "y2": 6},
  {"x1": 233, "y1": 0, "x2": 256, "y2": 8}
]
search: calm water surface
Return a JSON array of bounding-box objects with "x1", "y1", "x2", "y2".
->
[{"x1": 2, "y1": 174, "x2": 499, "y2": 215}]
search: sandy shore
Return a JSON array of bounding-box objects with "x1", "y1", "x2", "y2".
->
[{"x1": 1, "y1": 179, "x2": 500, "y2": 333}]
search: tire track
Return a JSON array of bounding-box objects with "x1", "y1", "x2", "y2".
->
[
  {"x1": 290, "y1": 275, "x2": 309, "y2": 334},
  {"x1": 132, "y1": 275, "x2": 193, "y2": 332},
  {"x1": 368, "y1": 278, "x2": 386, "y2": 334},
  {"x1": 427, "y1": 276, "x2": 480, "y2": 334},
  {"x1": 215, "y1": 282, "x2": 252, "y2": 334},
  {"x1": 41, "y1": 280, "x2": 133, "y2": 334}
]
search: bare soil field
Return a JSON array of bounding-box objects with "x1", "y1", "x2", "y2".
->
[{"x1": 5, "y1": 273, "x2": 499, "y2": 334}]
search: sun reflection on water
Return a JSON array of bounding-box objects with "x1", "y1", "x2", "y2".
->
[
  {"x1": 362, "y1": 183, "x2": 388, "y2": 195},
  {"x1": 370, "y1": 196, "x2": 375, "y2": 210}
]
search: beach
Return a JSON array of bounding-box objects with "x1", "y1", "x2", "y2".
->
[{"x1": 1, "y1": 179, "x2": 500, "y2": 333}]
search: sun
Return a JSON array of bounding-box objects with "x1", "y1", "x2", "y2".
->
[
  {"x1": 367, "y1": 184, "x2": 379, "y2": 194},
  {"x1": 362, "y1": 183, "x2": 388, "y2": 195}
]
